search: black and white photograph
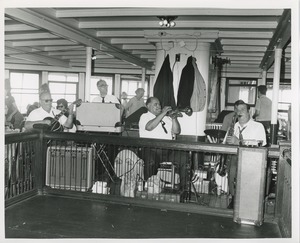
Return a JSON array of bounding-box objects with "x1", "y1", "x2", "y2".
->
[{"x1": 1, "y1": 0, "x2": 299, "y2": 242}]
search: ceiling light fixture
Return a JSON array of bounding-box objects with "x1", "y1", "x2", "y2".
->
[{"x1": 157, "y1": 16, "x2": 177, "y2": 28}]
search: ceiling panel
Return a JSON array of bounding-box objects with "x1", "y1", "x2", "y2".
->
[{"x1": 4, "y1": 7, "x2": 291, "y2": 77}]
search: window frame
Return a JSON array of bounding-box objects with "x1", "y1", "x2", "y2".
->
[
  {"x1": 225, "y1": 77, "x2": 258, "y2": 107},
  {"x1": 120, "y1": 75, "x2": 150, "y2": 101},
  {"x1": 8, "y1": 70, "x2": 42, "y2": 114},
  {"x1": 48, "y1": 72, "x2": 79, "y2": 105}
]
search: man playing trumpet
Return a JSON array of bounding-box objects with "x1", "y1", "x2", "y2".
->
[{"x1": 139, "y1": 97, "x2": 181, "y2": 140}]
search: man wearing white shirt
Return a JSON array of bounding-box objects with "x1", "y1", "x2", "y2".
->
[
  {"x1": 226, "y1": 102, "x2": 266, "y2": 208},
  {"x1": 139, "y1": 97, "x2": 180, "y2": 140},
  {"x1": 92, "y1": 79, "x2": 120, "y2": 104},
  {"x1": 139, "y1": 97, "x2": 182, "y2": 182},
  {"x1": 25, "y1": 91, "x2": 75, "y2": 132}
]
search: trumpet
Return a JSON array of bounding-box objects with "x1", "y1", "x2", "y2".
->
[{"x1": 167, "y1": 106, "x2": 193, "y2": 118}]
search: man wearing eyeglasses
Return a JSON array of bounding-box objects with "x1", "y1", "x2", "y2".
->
[
  {"x1": 92, "y1": 79, "x2": 120, "y2": 104},
  {"x1": 24, "y1": 91, "x2": 75, "y2": 132},
  {"x1": 139, "y1": 97, "x2": 181, "y2": 140}
]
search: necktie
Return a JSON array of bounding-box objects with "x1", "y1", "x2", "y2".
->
[
  {"x1": 238, "y1": 126, "x2": 246, "y2": 145},
  {"x1": 161, "y1": 120, "x2": 168, "y2": 134},
  {"x1": 102, "y1": 97, "x2": 105, "y2": 103}
]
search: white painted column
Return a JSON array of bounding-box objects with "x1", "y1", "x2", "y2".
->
[
  {"x1": 85, "y1": 47, "x2": 92, "y2": 102},
  {"x1": 78, "y1": 73, "x2": 85, "y2": 101},
  {"x1": 271, "y1": 48, "x2": 282, "y2": 125},
  {"x1": 261, "y1": 70, "x2": 267, "y2": 85},
  {"x1": 270, "y1": 48, "x2": 282, "y2": 144},
  {"x1": 193, "y1": 43, "x2": 211, "y2": 136},
  {"x1": 153, "y1": 41, "x2": 211, "y2": 138},
  {"x1": 141, "y1": 67, "x2": 146, "y2": 89},
  {"x1": 149, "y1": 75, "x2": 155, "y2": 97},
  {"x1": 5, "y1": 70, "x2": 9, "y2": 79},
  {"x1": 114, "y1": 74, "x2": 121, "y2": 99},
  {"x1": 153, "y1": 43, "x2": 166, "y2": 95},
  {"x1": 42, "y1": 71, "x2": 48, "y2": 85}
]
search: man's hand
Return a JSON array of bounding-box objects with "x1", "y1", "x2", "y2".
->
[
  {"x1": 161, "y1": 106, "x2": 172, "y2": 116},
  {"x1": 226, "y1": 135, "x2": 239, "y2": 145},
  {"x1": 44, "y1": 119, "x2": 52, "y2": 126}
]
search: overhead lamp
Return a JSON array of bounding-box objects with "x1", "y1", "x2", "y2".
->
[{"x1": 157, "y1": 16, "x2": 177, "y2": 28}]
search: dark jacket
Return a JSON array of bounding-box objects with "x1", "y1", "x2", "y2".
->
[
  {"x1": 153, "y1": 54, "x2": 176, "y2": 108},
  {"x1": 177, "y1": 56, "x2": 195, "y2": 109}
]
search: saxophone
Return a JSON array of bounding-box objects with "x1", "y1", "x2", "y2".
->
[{"x1": 217, "y1": 113, "x2": 237, "y2": 177}]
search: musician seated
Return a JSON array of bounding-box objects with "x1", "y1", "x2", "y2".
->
[
  {"x1": 221, "y1": 99, "x2": 244, "y2": 131},
  {"x1": 225, "y1": 102, "x2": 266, "y2": 208},
  {"x1": 24, "y1": 91, "x2": 76, "y2": 132}
]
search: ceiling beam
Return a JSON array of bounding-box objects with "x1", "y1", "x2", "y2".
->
[
  {"x1": 5, "y1": 8, "x2": 152, "y2": 70},
  {"x1": 55, "y1": 8, "x2": 283, "y2": 18},
  {"x1": 6, "y1": 42, "x2": 71, "y2": 67},
  {"x1": 5, "y1": 32, "x2": 59, "y2": 40},
  {"x1": 259, "y1": 9, "x2": 291, "y2": 70},
  {"x1": 79, "y1": 20, "x2": 278, "y2": 29}
]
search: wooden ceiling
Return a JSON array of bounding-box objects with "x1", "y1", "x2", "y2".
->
[{"x1": 4, "y1": 7, "x2": 291, "y2": 78}]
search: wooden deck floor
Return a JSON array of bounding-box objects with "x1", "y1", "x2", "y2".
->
[{"x1": 5, "y1": 194, "x2": 281, "y2": 239}]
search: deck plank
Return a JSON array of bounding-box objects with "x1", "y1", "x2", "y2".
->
[{"x1": 5, "y1": 195, "x2": 281, "y2": 239}]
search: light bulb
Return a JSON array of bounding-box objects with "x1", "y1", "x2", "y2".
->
[
  {"x1": 159, "y1": 21, "x2": 163, "y2": 26},
  {"x1": 163, "y1": 19, "x2": 168, "y2": 25},
  {"x1": 170, "y1": 21, "x2": 175, "y2": 27}
]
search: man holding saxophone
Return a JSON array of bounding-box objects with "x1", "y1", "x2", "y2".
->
[{"x1": 225, "y1": 101, "x2": 266, "y2": 208}]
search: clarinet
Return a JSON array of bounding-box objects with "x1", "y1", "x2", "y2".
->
[{"x1": 217, "y1": 114, "x2": 237, "y2": 177}]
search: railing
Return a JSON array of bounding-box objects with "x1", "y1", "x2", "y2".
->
[
  {"x1": 5, "y1": 132, "x2": 41, "y2": 206},
  {"x1": 275, "y1": 142, "x2": 291, "y2": 237},
  {"x1": 5, "y1": 130, "x2": 287, "y2": 221}
]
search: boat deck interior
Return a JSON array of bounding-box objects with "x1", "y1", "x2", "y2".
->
[{"x1": 5, "y1": 194, "x2": 281, "y2": 239}]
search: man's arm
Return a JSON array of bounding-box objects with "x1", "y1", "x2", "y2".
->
[
  {"x1": 145, "y1": 106, "x2": 172, "y2": 131},
  {"x1": 171, "y1": 117, "x2": 181, "y2": 135},
  {"x1": 24, "y1": 119, "x2": 51, "y2": 131},
  {"x1": 62, "y1": 103, "x2": 74, "y2": 129}
]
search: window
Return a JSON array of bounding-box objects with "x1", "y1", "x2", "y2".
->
[
  {"x1": 225, "y1": 78, "x2": 257, "y2": 106},
  {"x1": 48, "y1": 72, "x2": 79, "y2": 106},
  {"x1": 9, "y1": 71, "x2": 40, "y2": 114},
  {"x1": 90, "y1": 75, "x2": 114, "y2": 102},
  {"x1": 121, "y1": 75, "x2": 149, "y2": 101}
]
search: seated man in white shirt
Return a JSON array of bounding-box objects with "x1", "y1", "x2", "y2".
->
[
  {"x1": 92, "y1": 79, "x2": 120, "y2": 104},
  {"x1": 24, "y1": 91, "x2": 75, "y2": 132},
  {"x1": 225, "y1": 102, "x2": 266, "y2": 208}
]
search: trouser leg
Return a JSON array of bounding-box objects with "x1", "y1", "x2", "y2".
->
[{"x1": 227, "y1": 154, "x2": 238, "y2": 196}]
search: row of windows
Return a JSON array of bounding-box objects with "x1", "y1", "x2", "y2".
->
[
  {"x1": 8, "y1": 71, "x2": 291, "y2": 121},
  {"x1": 8, "y1": 71, "x2": 149, "y2": 114}
]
